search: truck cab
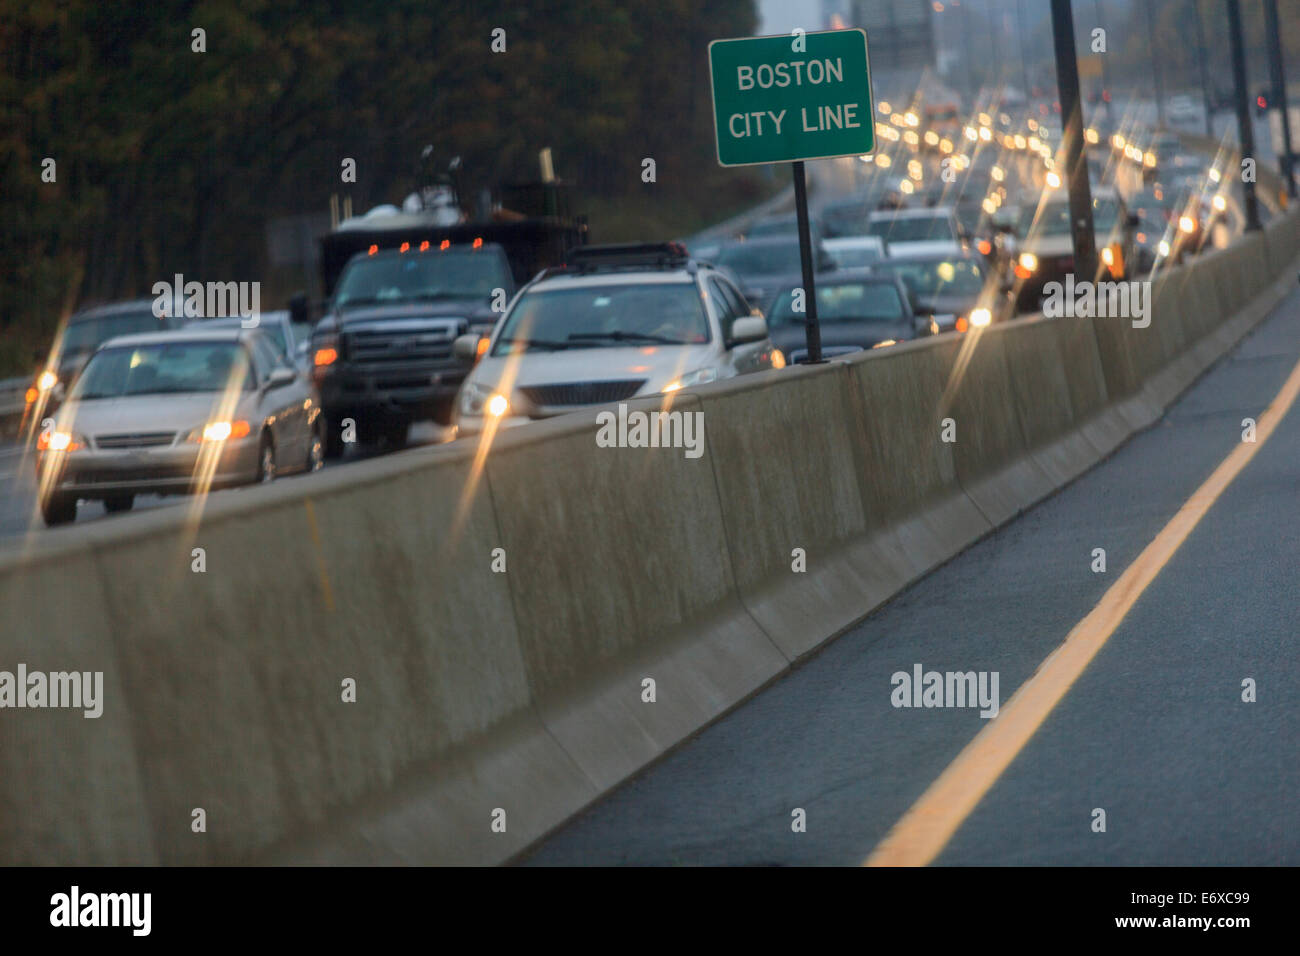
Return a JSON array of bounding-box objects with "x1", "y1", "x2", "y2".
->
[{"x1": 310, "y1": 241, "x2": 514, "y2": 454}]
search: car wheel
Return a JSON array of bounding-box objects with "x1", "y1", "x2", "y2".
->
[
  {"x1": 305, "y1": 424, "x2": 325, "y2": 473},
  {"x1": 382, "y1": 421, "x2": 408, "y2": 449},
  {"x1": 355, "y1": 418, "x2": 383, "y2": 447},
  {"x1": 40, "y1": 492, "x2": 77, "y2": 526},
  {"x1": 432, "y1": 398, "x2": 455, "y2": 427},
  {"x1": 256, "y1": 436, "x2": 276, "y2": 484},
  {"x1": 103, "y1": 495, "x2": 134, "y2": 513},
  {"x1": 323, "y1": 417, "x2": 346, "y2": 459}
]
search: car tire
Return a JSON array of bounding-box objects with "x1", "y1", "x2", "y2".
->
[
  {"x1": 40, "y1": 492, "x2": 77, "y2": 526},
  {"x1": 323, "y1": 417, "x2": 346, "y2": 459},
  {"x1": 256, "y1": 435, "x2": 276, "y2": 484},
  {"x1": 382, "y1": 421, "x2": 408, "y2": 449},
  {"x1": 103, "y1": 495, "x2": 134, "y2": 513},
  {"x1": 354, "y1": 418, "x2": 383, "y2": 448},
  {"x1": 432, "y1": 399, "x2": 455, "y2": 427},
  {"x1": 305, "y1": 423, "x2": 325, "y2": 473}
]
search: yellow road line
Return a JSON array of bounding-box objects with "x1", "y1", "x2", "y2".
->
[
  {"x1": 866, "y1": 345, "x2": 1300, "y2": 867},
  {"x1": 303, "y1": 497, "x2": 336, "y2": 614}
]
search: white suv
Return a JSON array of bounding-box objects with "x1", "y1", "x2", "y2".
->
[{"x1": 452, "y1": 242, "x2": 780, "y2": 436}]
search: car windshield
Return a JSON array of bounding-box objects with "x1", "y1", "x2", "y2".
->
[
  {"x1": 492, "y1": 282, "x2": 709, "y2": 354},
  {"x1": 867, "y1": 216, "x2": 956, "y2": 243},
  {"x1": 190, "y1": 319, "x2": 291, "y2": 359},
  {"x1": 827, "y1": 244, "x2": 885, "y2": 269},
  {"x1": 881, "y1": 258, "x2": 986, "y2": 300},
  {"x1": 70, "y1": 342, "x2": 253, "y2": 399},
  {"x1": 333, "y1": 250, "x2": 508, "y2": 306},
  {"x1": 1020, "y1": 197, "x2": 1120, "y2": 236},
  {"x1": 767, "y1": 281, "x2": 905, "y2": 328},
  {"x1": 715, "y1": 241, "x2": 802, "y2": 276},
  {"x1": 61, "y1": 310, "x2": 167, "y2": 354}
]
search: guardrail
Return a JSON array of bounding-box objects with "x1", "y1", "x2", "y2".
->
[
  {"x1": 2, "y1": 205, "x2": 1298, "y2": 866},
  {"x1": 0, "y1": 375, "x2": 30, "y2": 437}
]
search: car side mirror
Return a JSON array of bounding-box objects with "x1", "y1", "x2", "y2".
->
[
  {"x1": 289, "y1": 291, "x2": 310, "y2": 326},
  {"x1": 454, "y1": 333, "x2": 483, "y2": 361},
  {"x1": 729, "y1": 315, "x2": 768, "y2": 345},
  {"x1": 266, "y1": 367, "x2": 295, "y2": 390}
]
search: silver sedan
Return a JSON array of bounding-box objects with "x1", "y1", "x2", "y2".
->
[{"x1": 36, "y1": 327, "x2": 323, "y2": 525}]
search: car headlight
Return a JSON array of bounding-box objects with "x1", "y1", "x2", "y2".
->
[
  {"x1": 1101, "y1": 246, "x2": 1115, "y2": 266},
  {"x1": 1212, "y1": 194, "x2": 1227, "y2": 212},
  {"x1": 1157, "y1": 240, "x2": 1171, "y2": 257},
  {"x1": 37, "y1": 429, "x2": 85, "y2": 452},
  {"x1": 1018, "y1": 252, "x2": 1038, "y2": 272},
  {"x1": 969, "y1": 307, "x2": 992, "y2": 327},
  {"x1": 186, "y1": 420, "x2": 251, "y2": 443},
  {"x1": 1178, "y1": 215, "x2": 1196, "y2": 234},
  {"x1": 37, "y1": 370, "x2": 58, "y2": 391},
  {"x1": 460, "y1": 381, "x2": 508, "y2": 417},
  {"x1": 662, "y1": 368, "x2": 718, "y2": 393}
]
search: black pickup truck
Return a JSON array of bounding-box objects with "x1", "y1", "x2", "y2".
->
[
  {"x1": 309, "y1": 186, "x2": 586, "y2": 455},
  {"x1": 310, "y1": 241, "x2": 514, "y2": 453}
]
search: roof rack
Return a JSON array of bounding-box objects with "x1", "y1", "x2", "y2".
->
[{"x1": 563, "y1": 242, "x2": 691, "y2": 271}]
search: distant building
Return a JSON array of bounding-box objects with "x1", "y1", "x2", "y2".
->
[{"x1": 849, "y1": 0, "x2": 935, "y2": 71}]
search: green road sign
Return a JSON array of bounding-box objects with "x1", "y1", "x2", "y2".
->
[{"x1": 708, "y1": 29, "x2": 874, "y2": 168}]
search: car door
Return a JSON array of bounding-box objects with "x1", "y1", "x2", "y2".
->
[
  {"x1": 712, "y1": 276, "x2": 768, "y2": 375},
  {"x1": 251, "y1": 334, "x2": 306, "y2": 464}
]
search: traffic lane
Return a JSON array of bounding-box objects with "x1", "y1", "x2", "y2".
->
[
  {"x1": 937, "y1": 326, "x2": 1300, "y2": 865},
  {"x1": 521, "y1": 290, "x2": 1300, "y2": 866},
  {"x1": 0, "y1": 423, "x2": 450, "y2": 538}
]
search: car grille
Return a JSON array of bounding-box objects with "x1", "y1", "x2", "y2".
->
[
  {"x1": 343, "y1": 328, "x2": 456, "y2": 366},
  {"x1": 519, "y1": 380, "x2": 646, "y2": 407},
  {"x1": 94, "y1": 432, "x2": 176, "y2": 449}
]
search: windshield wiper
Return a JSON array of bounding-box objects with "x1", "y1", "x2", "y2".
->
[
  {"x1": 497, "y1": 337, "x2": 573, "y2": 351},
  {"x1": 567, "y1": 331, "x2": 684, "y2": 345}
]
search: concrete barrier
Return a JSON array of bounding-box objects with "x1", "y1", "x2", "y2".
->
[
  {"x1": 842, "y1": 339, "x2": 991, "y2": 581},
  {"x1": 692, "y1": 361, "x2": 909, "y2": 659},
  {"x1": 480, "y1": 395, "x2": 787, "y2": 798},
  {"x1": 3, "y1": 206, "x2": 1299, "y2": 866}
]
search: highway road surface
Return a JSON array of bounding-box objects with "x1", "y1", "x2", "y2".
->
[{"x1": 524, "y1": 285, "x2": 1300, "y2": 866}]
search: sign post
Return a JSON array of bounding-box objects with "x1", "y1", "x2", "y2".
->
[{"x1": 708, "y1": 29, "x2": 874, "y2": 364}]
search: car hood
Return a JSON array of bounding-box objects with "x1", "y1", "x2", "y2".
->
[
  {"x1": 469, "y1": 343, "x2": 718, "y2": 396},
  {"x1": 55, "y1": 349, "x2": 96, "y2": 382},
  {"x1": 327, "y1": 300, "x2": 495, "y2": 330},
  {"x1": 58, "y1": 392, "x2": 258, "y2": 439},
  {"x1": 770, "y1": 320, "x2": 910, "y2": 359},
  {"x1": 914, "y1": 293, "x2": 979, "y2": 316}
]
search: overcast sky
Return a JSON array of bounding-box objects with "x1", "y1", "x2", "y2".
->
[{"x1": 758, "y1": 0, "x2": 823, "y2": 36}]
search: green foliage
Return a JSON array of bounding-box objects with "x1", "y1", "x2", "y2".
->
[{"x1": 0, "y1": 0, "x2": 761, "y2": 374}]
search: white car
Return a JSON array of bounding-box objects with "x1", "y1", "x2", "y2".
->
[
  {"x1": 867, "y1": 207, "x2": 965, "y2": 258},
  {"x1": 452, "y1": 243, "x2": 779, "y2": 436},
  {"x1": 823, "y1": 235, "x2": 890, "y2": 270}
]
